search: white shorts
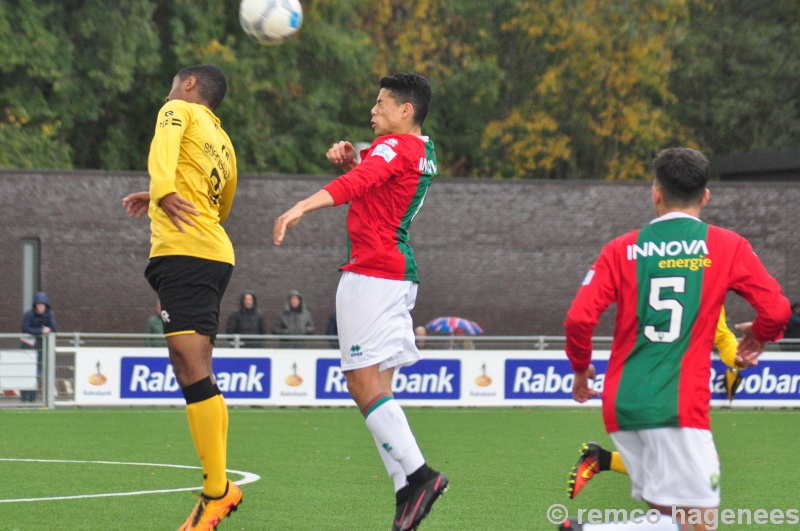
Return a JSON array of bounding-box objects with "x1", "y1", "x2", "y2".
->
[
  {"x1": 336, "y1": 271, "x2": 422, "y2": 372},
  {"x1": 611, "y1": 427, "x2": 720, "y2": 508}
]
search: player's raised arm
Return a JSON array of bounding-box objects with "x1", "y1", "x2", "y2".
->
[{"x1": 273, "y1": 189, "x2": 335, "y2": 246}]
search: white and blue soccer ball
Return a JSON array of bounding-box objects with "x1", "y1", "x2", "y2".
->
[{"x1": 239, "y1": 0, "x2": 303, "y2": 45}]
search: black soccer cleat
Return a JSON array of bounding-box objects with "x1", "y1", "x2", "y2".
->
[
  {"x1": 392, "y1": 498, "x2": 410, "y2": 531},
  {"x1": 400, "y1": 472, "x2": 449, "y2": 530}
]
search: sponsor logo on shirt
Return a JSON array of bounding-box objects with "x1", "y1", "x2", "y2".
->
[
  {"x1": 418, "y1": 157, "x2": 437, "y2": 174},
  {"x1": 158, "y1": 110, "x2": 182, "y2": 128},
  {"x1": 384, "y1": 138, "x2": 399, "y2": 147},
  {"x1": 626, "y1": 239, "x2": 710, "y2": 261},
  {"x1": 371, "y1": 143, "x2": 397, "y2": 163}
]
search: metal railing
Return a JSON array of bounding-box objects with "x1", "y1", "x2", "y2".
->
[{"x1": 0, "y1": 333, "x2": 56, "y2": 408}]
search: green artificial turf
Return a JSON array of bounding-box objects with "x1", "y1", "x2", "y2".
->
[{"x1": 0, "y1": 407, "x2": 796, "y2": 530}]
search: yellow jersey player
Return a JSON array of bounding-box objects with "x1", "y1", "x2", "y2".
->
[{"x1": 123, "y1": 64, "x2": 241, "y2": 530}]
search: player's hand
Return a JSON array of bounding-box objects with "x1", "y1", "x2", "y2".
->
[
  {"x1": 274, "y1": 203, "x2": 305, "y2": 246},
  {"x1": 122, "y1": 191, "x2": 151, "y2": 219},
  {"x1": 326, "y1": 141, "x2": 358, "y2": 172},
  {"x1": 572, "y1": 364, "x2": 600, "y2": 403},
  {"x1": 158, "y1": 192, "x2": 199, "y2": 233},
  {"x1": 735, "y1": 321, "x2": 766, "y2": 367},
  {"x1": 273, "y1": 190, "x2": 335, "y2": 246}
]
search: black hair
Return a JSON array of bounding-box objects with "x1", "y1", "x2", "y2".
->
[
  {"x1": 379, "y1": 73, "x2": 432, "y2": 126},
  {"x1": 650, "y1": 147, "x2": 708, "y2": 206},
  {"x1": 176, "y1": 64, "x2": 228, "y2": 111}
]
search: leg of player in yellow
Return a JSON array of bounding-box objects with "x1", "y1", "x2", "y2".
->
[
  {"x1": 568, "y1": 443, "x2": 629, "y2": 498},
  {"x1": 169, "y1": 333, "x2": 241, "y2": 531}
]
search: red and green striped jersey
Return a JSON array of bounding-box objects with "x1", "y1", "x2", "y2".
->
[
  {"x1": 565, "y1": 213, "x2": 790, "y2": 432},
  {"x1": 323, "y1": 134, "x2": 437, "y2": 282}
]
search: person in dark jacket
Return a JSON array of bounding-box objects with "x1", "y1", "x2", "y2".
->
[
  {"x1": 225, "y1": 291, "x2": 268, "y2": 347},
  {"x1": 20, "y1": 292, "x2": 57, "y2": 402},
  {"x1": 781, "y1": 302, "x2": 800, "y2": 351},
  {"x1": 326, "y1": 310, "x2": 339, "y2": 349},
  {"x1": 272, "y1": 289, "x2": 315, "y2": 344},
  {"x1": 145, "y1": 301, "x2": 167, "y2": 347}
]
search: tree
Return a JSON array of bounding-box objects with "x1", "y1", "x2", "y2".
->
[
  {"x1": 2, "y1": 0, "x2": 797, "y2": 177},
  {"x1": 351, "y1": 0, "x2": 508, "y2": 177},
  {"x1": 0, "y1": 0, "x2": 74, "y2": 168},
  {"x1": 670, "y1": 0, "x2": 800, "y2": 155},
  {"x1": 479, "y1": 0, "x2": 695, "y2": 180}
]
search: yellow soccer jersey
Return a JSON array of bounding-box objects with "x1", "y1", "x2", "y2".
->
[
  {"x1": 147, "y1": 99, "x2": 237, "y2": 265},
  {"x1": 715, "y1": 307, "x2": 740, "y2": 368}
]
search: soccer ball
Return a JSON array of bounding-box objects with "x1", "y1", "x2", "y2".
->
[{"x1": 239, "y1": 0, "x2": 303, "y2": 45}]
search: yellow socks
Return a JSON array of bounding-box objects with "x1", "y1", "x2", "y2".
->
[
  {"x1": 186, "y1": 395, "x2": 227, "y2": 498},
  {"x1": 610, "y1": 451, "x2": 628, "y2": 475}
]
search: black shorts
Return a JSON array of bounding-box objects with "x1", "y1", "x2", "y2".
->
[{"x1": 145, "y1": 256, "x2": 233, "y2": 342}]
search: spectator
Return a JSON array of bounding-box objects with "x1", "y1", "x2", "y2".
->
[
  {"x1": 20, "y1": 292, "x2": 57, "y2": 402},
  {"x1": 449, "y1": 328, "x2": 475, "y2": 350},
  {"x1": 415, "y1": 326, "x2": 427, "y2": 349},
  {"x1": 225, "y1": 291, "x2": 268, "y2": 347},
  {"x1": 326, "y1": 310, "x2": 339, "y2": 349},
  {"x1": 145, "y1": 301, "x2": 167, "y2": 347},
  {"x1": 782, "y1": 302, "x2": 800, "y2": 351},
  {"x1": 272, "y1": 289, "x2": 316, "y2": 340}
]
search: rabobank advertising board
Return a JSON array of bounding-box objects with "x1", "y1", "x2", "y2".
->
[{"x1": 71, "y1": 348, "x2": 800, "y2": 407}]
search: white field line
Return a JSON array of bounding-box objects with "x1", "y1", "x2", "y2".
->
[{"x1": 0, "y1": 459, "x2": 260, "y2": 503}]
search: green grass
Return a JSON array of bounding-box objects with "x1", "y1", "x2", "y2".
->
[{"x1": 0, "y1": 408, "x2": 797, "y2": 530}]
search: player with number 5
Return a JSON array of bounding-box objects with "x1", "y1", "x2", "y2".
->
[{"x1": 560, "y1": 147, "x2": 790, "y2": 531}]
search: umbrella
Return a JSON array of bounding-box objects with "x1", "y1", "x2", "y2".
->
[{"x1": 426, "y1": 317, "x2": 483, "y2": 335}]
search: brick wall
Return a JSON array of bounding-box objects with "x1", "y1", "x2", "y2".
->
[{"x1": 1, "y1": 170, "x2": 796, "y2": 336}]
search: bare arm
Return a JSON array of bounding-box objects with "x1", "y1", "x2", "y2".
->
[{"x1": 273, "y1": 189, "x2": 335, "y2": 246}]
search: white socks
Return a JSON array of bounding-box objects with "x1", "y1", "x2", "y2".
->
[
  {"x1": 372, "y1": 433, "x2": 407, "y2": 492},
  {"x1": 364, "y1": 397, "x2": 425, "y2": 476}
]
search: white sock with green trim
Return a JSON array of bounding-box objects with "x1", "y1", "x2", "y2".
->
[
  {"x1": 364, "y1": 398, "x2": 425, "y2": 475},
  {"x1": 373, "y1": 433, "x2": 407, "y2": 492}
]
